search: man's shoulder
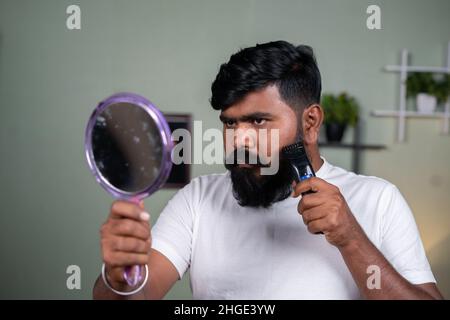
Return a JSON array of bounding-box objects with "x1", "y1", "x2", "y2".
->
[
  {"x1": 169, "y1": 172, "x2": 232, "y2": 212},
  {"x1": 179, "y1": 172, "x2": 230, "y2": 198},
  {"x1": 326, "y1": 163, "x2": 396, "y2": 197},
  {"x1": 189, "y1": 172, "x2": 229, "y2": 187}
]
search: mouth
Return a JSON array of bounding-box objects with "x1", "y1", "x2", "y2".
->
[
  {"x1": 224, "y1": 149, "x2": 271, "y2": 172},
  {"x1": 236, "y1": 164, "x2": 263, "y2": 178},
  {"x1": 237, "y1": 163, "x2": 254, "y2": 168}
]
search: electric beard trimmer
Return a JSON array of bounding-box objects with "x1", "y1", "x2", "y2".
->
[
  {"x1": 281, "y1": 141, "x2": 315, "y2": 188},
  {"x1": 282, "y1": 141, "x2": 323, "y2": 234}
]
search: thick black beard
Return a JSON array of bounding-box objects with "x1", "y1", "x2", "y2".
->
[{"x1": 224, "y1": 150, "x2": 296, "y2": 208}]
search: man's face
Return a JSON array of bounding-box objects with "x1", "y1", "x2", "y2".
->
[{"x1": 220, "y1": 84, "x2": 300, "y2": 207}]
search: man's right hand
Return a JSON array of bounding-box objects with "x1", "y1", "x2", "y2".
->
[{"x1": 100, "y1": 200, "x2": 151, "y2": 290}]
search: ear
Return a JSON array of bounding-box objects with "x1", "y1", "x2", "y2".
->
[{"x1": 301, "y1": 104, "x2": 323, "y2": 146}]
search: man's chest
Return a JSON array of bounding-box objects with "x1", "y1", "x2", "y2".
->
[{"x1": 189, "y1": 205, "x2": 360, "y2": 299}]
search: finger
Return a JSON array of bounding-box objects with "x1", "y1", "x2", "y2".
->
[
  {"x1": 104, "y1": 252, "x2": 149, "y2": 268},
  {"x1": 298, "y1": 193, "x2": 327, "y2": 213},
  {"x1": 110, "y1": 236, "x2": 151, "y2": 254},
  {"x1": 292, "y1": 177, "x2": 321, "y2": 198},
  {"x1": 306, "y1": 218, "x2": 328, "y2": 235},
  {"x1": 110, "y1": 200, "x2": 150, "y2": 222},
  {"x1": 103, "y1": 264, "x2": 126, "y2": 284},
  {"x1": 300, "y1": 207, "x2": 328, "y2": 225},
  {"x1": 110, "y1": 219, "x2": 150, "y2": 240}
]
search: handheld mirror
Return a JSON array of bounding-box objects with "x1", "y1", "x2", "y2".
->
[{"x1": 85, "y1": 92, "x2": 173, "y2": 286}]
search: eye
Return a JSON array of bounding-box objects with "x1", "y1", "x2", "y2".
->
[
  {"x1": 253, "y1": 118, "x2": 266, "y2": 126},
  {"x1": 224, "y1": 119, "x2": 236, "y2": 128}
]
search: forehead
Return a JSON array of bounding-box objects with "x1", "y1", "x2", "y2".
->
[{"x1": 220, "y1": 84, "x2": 292, "y2": 117}]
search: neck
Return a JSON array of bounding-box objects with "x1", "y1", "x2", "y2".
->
[{"x1": 306, "y1": 143, "x2": 323, "y2": 173}]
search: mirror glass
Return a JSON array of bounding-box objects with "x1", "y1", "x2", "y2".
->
[
  {"x1": 85, "y1": 93, "x2": 172, "y2": 200},
  {"x1": 91, "y1": 102, "x2": 163, "y2": 193}
]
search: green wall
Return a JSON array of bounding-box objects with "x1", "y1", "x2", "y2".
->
[{"x1": 0, "y1": 0, "x2": 449, "y2": 299}]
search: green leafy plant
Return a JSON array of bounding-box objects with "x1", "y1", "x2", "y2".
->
[
  {"x1": 407, "y1": 72, "x2": 450, "y2": 103},
  {"x1": 435, "y1": 74, "x2": 450, "y2": 103},
  {"x1": 321, "y1": 92, "x2": 359, "y2": 127}
]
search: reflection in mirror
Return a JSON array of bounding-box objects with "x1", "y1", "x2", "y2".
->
[{"x1": 91, "y1": 102, "x2": 163, "y2": 193}]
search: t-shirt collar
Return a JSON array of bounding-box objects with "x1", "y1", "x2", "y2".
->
[{"x1": 315, "y1": 156, "x2": 331, "y2": 179}]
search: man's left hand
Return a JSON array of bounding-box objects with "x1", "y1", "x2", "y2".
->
[{"x1": 292, "y1": 177, "x2": 365, "y2": 249}]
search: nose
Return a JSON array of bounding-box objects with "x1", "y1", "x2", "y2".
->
[{"x1": 233, "y1": 125, "x2": 257, "y2": 150}]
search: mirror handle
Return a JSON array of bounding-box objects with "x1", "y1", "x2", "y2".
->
[{"x1": 123, "y1": 197, "x2": 144, "y2": 287}]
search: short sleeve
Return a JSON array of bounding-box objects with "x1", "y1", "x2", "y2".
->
[
  {"x1": 379, "y1": 184, "x2": 436, "y2": 284},
  {"x1": 151, "y1": 185, "x2": 195, "y2": 280}
]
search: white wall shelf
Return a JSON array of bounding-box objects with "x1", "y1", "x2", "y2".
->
[
  {"x1": 384, "y1": 66, "x2": 450, "y2": 73},
  {"x1": 372, "y1": 110, "x2": 448, "y2": 118},
  {"x1": 371, "y1": 42, "x2": 450, "y2": 142}
]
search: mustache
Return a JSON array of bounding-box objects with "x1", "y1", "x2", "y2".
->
[{"x1": 224, "y1": 149, "x2": 270, "y2": 168}]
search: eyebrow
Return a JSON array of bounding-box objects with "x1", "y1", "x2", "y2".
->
[{"x1": 219, "y1": 112, "x2": 273, "y2": 123}]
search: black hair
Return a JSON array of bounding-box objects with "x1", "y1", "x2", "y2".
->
[{"x1": 210, "y1": 40, "x2": 321, "y2": 112}]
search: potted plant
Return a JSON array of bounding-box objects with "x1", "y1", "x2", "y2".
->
[
  {"x1": 321, "y1": 92, "x2": 359, "y2": 143},
  {"x1": 406, "y1": 73, "x2": 449, "y2": 113},
  {"x1": 434, "y1": 74, "x2": 450, "y2": 104}
]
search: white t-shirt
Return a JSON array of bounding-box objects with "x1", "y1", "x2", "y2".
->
[{"x1": 151, "y1": 158, "x2": 436, "y2": 299}]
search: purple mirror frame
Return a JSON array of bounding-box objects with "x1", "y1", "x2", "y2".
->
[
  {"x1": 84, "y1": 92, "x2": 173, "y2": 201},
  {"x1": 85, "y1": 93, "x2": 173, "y2": 288}
]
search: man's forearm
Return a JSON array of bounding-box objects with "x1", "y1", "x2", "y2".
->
[{"x1": 338, "y1": 234, "x2": 437, "y2": 299}]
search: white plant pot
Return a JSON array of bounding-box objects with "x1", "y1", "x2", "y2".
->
[{"x1": 416, "y1": 93, "x2": 437, "y2": 114}]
